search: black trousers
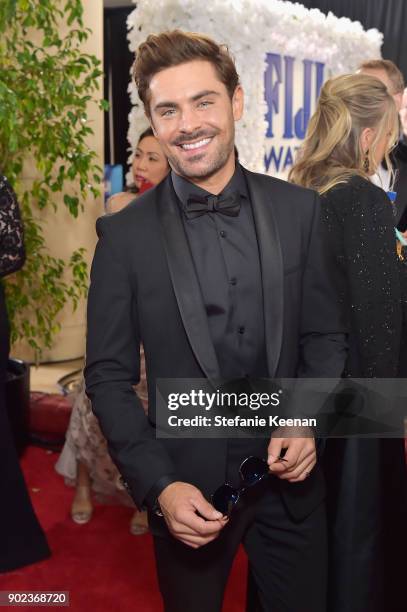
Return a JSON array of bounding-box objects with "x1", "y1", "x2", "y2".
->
[{"x1": 153, "y1": 477, "x2": 327, "y2": 612}]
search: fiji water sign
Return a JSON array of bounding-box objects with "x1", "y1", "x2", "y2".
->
[{"x1": 264, "y1": 53, "x2": 326, "y2": 178}]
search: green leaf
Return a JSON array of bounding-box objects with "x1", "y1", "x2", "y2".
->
[
  {"x1": 63, "y1": 193, "x2": 79, "y2": 216},
  {"x1": 99, "y1": 98, "x2": 110, "y2": 111}
]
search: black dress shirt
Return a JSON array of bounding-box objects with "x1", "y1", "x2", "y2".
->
[{"x1": 172, "y1": 164, "x2": 267, "y2": 381}]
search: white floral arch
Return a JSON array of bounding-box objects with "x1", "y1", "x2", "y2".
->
[{"x1": 125, "y1": 0, "x2": 382, "y2": 179}]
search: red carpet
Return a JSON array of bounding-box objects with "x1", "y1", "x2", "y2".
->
[{"x1": 0, "y1": 447, "x2": 247, "y2": 611}]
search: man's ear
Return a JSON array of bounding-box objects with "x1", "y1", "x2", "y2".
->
[{"x1": 232, "y1": 85, "x2": 244, "y2": 122}]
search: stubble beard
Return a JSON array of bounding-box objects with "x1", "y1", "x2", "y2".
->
[{"x1": 168, "y1": 131, "x2": 235, "y2": 182}]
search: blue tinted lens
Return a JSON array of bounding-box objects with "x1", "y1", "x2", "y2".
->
[
  {"x1": 212, "y1": 484, "x2": 240, "y2": 516},
  {"x1": 239, "y1": 457, "x2": 268, "y2": 486}
]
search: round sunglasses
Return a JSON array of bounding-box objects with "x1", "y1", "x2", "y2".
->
[{"x1": 211, "y1": 456, "x2": 269, "y2": 517}]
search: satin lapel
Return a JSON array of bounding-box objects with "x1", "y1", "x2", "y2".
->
[
  {"x1": 156, "y1": 177, "x2": 220, "y2": 381},
  {"x1": 244, "y1": 169, "x2": 284, "y2": 377}
]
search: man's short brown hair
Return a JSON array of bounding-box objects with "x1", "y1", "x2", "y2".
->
[
  {"x1": 358, "y1": 59, "x2": 405, "y2": 94},
  {"x1": 133, "y1": 30, "x2": 240, "y2": 116}
]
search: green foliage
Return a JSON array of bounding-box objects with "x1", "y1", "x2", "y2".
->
[{"x1": 0, "y1": 0, "x2": 106, "y2": 358}]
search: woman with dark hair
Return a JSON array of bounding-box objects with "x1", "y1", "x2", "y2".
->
[
  {"x1": 0, "y1": 175, "x2": 50, "y2": 571},
  {"x1": 56, "y1": 129, "x2": 169, "y2": 535},
  {"x1": 107, "y1": 127, "x2": 169, "y2": 212},
  {"x1": 289, "y1": 73, "x2": 407, "y2": 612}
]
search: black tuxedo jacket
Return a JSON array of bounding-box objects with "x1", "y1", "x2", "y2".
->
[{"x1": 84, "y1": 167, "x2": 347, "y2": 534}]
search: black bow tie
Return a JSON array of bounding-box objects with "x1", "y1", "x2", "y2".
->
[{"x1": 183, "y1": 192, "x2": 241, "y2": 220}]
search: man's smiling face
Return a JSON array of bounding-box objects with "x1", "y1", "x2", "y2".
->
[{"x1": 148, "y1": 60, "x2": 243, "y2": 183}]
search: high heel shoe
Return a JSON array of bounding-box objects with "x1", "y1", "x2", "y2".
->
[
  {"x1": 71, "y1": 485, "x2": 93, "y2": 524},
  {"x1": 129, "y1": 510, "x2": 148, "y2": 535}
]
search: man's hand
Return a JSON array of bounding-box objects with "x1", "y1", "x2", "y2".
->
[
  {"x1": 267, "y1": 427, "x2": 316, "y2": 482},
  {"x1": 158, "y1": 482, "x2": 228, "y2": 549}
]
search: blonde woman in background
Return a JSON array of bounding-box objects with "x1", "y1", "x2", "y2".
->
[
  {"x1": 289, "y1": 73, "x2": 407, "y2": 612},
  {"x1": 56, "y1": 130, "x2": 169, "y2": 534}
]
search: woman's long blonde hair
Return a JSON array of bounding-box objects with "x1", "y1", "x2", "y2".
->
[{"x1": 288, "y1": 73, "x2": 399, "y2": 194}]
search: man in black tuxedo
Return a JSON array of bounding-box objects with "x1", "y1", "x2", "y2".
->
[{"x1": 85, "y1": 30, "x2": 347, "y2": 612}]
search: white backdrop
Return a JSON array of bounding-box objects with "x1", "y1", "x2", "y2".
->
[{"x1": 126, "y1": 0, "x2": 382, "y2": 179}]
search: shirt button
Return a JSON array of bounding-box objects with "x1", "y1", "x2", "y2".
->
[
  {"x1": 230, "y1": 277, "x2": 237, "y2": 285},
  {"x1": 220, "y1": 230, "x2": 227, "y2": 238},
  {"x1": 238, "y1": 326, "x2": 245, "y2": 334}
]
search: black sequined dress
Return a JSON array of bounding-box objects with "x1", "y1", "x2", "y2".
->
[
  {"x1": 320, "y1": 175, "x2": 407, "y2": 612},
  {"x1": 0, "y1": 176, "x2": 50, "y2": 572}
]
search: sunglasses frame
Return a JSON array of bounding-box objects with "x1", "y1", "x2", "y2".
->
[{"x1": 211, "y1": 455, "x2": 269, "y2": 517}]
